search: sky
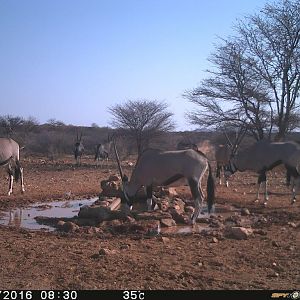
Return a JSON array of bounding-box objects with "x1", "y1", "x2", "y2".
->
[{"x1": 0, "y1": 0, "x2": 270, "y2": 131}]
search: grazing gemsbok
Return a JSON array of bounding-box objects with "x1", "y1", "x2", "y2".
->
[
  {"x1": 74, "y1": 133, "x2": 84, "y2": 166},
  {"x1": 94, "y1": 140, "x2": 113, "y2": 167},
  {"x1": 225, "y1": 139, "x2": 300, "y2": 205},
  {"x1": 0, "y1": 137, "x2": 25, "y2": 195},
  {"x1": 113, "y1": 142, "x2": 215, "y2": 224}
]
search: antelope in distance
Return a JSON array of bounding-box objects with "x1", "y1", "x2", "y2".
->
[
  {"x1": 74, "y1": 132, "x2": 84, "y2": 166},
  {"x1": 0, "y1": 137, "x2": 25, "y2": 195},
  {"x1": 113, "y1": 142, "x2": 215, "y2": 224},
  {"x1": 215, "y1": 144, "x2": 231, "y2": 187},
  {"x1": 225, "y1": 139, "x2": 300, "y2": 205},
  {"x1": 94, "y1": 139, "x2": 113, "y2": 167},
  {"x1": 215, "y1": 128, "x2": 246, "y2": 187}
]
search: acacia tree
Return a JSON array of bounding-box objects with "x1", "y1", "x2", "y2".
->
[
  {"x1": 0, "y1": 115, "x2": 27, "y2": 137},
  {"x1": 184, "y1": 40, "x2": 273, "y2": 141},
  {"x1": 108, "y1": 99, "x2": 175, "y2": 155},
  {"x1": 185, "y1": 0, "x2": 300, "y2": 141}
]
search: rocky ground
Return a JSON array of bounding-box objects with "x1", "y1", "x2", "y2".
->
[{"x1": 0, "y1": 155, "x2": 299, "y2": 291}]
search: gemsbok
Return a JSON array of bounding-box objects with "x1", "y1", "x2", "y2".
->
[
  {"x1": 94, "y1": 140, "x2": 113, "y2": 167},
  {"x1": 113, "y1": 142, "x2": 215, "y2": 224},
  {"x1": 225, "y1": 139, "x2": 300, "y2": 205},
  {"x1": 216, "y1": 126, "x2": 247, "y2": 187},
  {"x1": 215, "y1": 144, "x2": 231, "y2": 187},
  {"x1": 74, "y1": 132, "x2": 84, "y2": 166},
  {"x1": 0, "y1": 137, "x2": 25, "y2": 195}
]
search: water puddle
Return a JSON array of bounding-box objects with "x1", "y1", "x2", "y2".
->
[
  {"x1": 0, "y1": 199, "x2": 241, "y2": 235},
  {"x1": 0, "y1": 198, "x2": 98, "y2": 231}
]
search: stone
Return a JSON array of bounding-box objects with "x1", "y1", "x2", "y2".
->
[
  {"x1": 111, "y1": 220, "x2": 161, "y2": 236},
  {"x1": 160, "y1": 218, "x2": 176, "y2": 227},
  {"x1": 100, "y1": 179, "x2": 122, "y2": 197},
  {"x1": 185, "y1": 206, "x2": 195, "y2": 215},
  {"x1": 160, "y1": 236, "x2": 170, "y2": 244},
  {"x1": 135, "y1": 211, "x2": 172, "y2": 221},
  {"x1": 211, "y1": 237, "x2": 218, "y2": 243},
  {"x1": 225, "y1": 226, "x2": 253, "y2": 240},
  {"x1": 241, "y1": 208, "x2": 251, "y2": 216},
  {"x1": 108, "y1": 175, "x2": 120, "y2": 182},
  {"x1": 287, "y1": 222, "x2": 297, "y2": 228},
  {"x1": 99, "y1": 248, "x2": 117, "y2": 255},
  {"x1": 57, "y1": 220, "x2": 65, "y2": 227},
  {"x1": 78, "y1": 205, "x2": 112, "y2": 221},
  {"x1": 60, "y1": 221, "x2": 79, "y2": 233}
]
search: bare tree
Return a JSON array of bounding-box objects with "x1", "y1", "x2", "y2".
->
[
  {"x1": 185, "y1": 0, "x2": 300, "y2": 141},
  {"x1": 108, "y1": 99, "x2": 175, "y2": 155},
  {"x1": 237, "y1": 0, "x2": 300, "y2": 140},
  {"x1": 0, "y1": 115, "x2": 24, "y2": 137},
  {"x1": 185, "y1": 40, "x2": 273, "y2": 141}
]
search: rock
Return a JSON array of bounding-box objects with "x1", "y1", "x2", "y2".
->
[
  {"x1": 272, "y1": 241, "x2": 280, "y2": 247},
  {"x1": 225, "y1": 226, "x2": 253, "y2": 240},
  {"x1": 287, "y1": 222, "x2": 297, "y2": 228},
  {"x1": 159, "y1": 236, "x2": 170, "y2": 243},
  {"x1": 135, "y1": 211, "x2": 172, "y2": 221},
  {"x1": 196, "y1": 217, "x2": 210, "y2": 224},
  {"x1": 211, "y1": 237, "x2": 218, "y2": 243},
  {"x1": 167, "y1": 187, "x2": 178, "y2": 197},
  {"x1": 75, "y1": 218, "x2": 97, "y2": 226},
  {"x1": 171, "y1": 198, "x2": 186, "y2": 213},
  {"x1": 169, "y1": 210, "x2": 190, "y2": 224},
  {"x1": 111, "y1": 220, "x2": 161, "y2": 236},
  {"x1": 185, "y1": 206, "x2": 195, "y2": 215},
  {"x1": 78, "y1": 205, "x2": 112, "y2": 221},
  {"x1": 209, "y1": 219, "x2": 224, "y2": 229},
  {"x1": 160, "y1": 218, "x2": 176, "y2": 227},
  {"x1": 241, "y1": 208, "x2": 250, "y2": 216},
  {"x1": 108, "y1": 175, "x2": 120, "y2": 182},
  {"x1": 120, "y1": 244, "x2": 131, "y2": 250},
  {"x1": 59, "y1": 221, "x2": 79, "y2": 233},
  {"x1": 99, "y1": 248, "x2": 117, "y2": 255},
  {"x1": 100, "y1": 179, "x2": 122, "y2": 197},
  {"x1": 108, "y1": 198, "x2": 121, "y2": 210},
  {"x1": 57, "y1": 220, "x2": 65, "y2": 228},
  {"x1": 225, "y1": 215, "x2": 242, "y2": 226},
  {"x1": 253, "y1": 229, "x2": 267, "y2": 235},
  {"x1": 158, "y1": 199, "x2": 170, "y2": 211}
]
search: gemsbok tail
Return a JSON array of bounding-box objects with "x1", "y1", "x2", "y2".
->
[{"x1": 206, "y1": 162, "x2": 215, "y2": 213}]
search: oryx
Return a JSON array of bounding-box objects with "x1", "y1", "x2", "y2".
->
[
  {"x1": 216, "y1": 126, "x2": 246, "y2": 187},
  {"x1": 74, "y1": 132, "x2": 84, "y2": 166},
  {"x1": 0, "y1": 137, "x2": 25, "y2": 195},
  {"x1": 215, "y1": 144, "x2": 231, "y2": 187},
  {"x1": 94, "y1": 141, "x2": 113, "y2": 167},
  {"x1": 225, "y1": 139, "x2": 300, "y2": 205},
  {"x1": 114, "y1": 143, "x2": 215, "y2": 224}
]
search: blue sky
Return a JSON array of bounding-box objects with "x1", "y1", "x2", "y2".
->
[{"x1": 0, "y1": 0, "x2": 270, "y2": 131}]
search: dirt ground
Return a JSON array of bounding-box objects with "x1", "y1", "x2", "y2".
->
[{"x1": 0, "y1": 155, "x2": 299, "y2": 291}]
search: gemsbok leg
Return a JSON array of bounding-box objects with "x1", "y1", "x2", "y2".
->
[
  {"x1": 188, "y1": 177, "x2": 204, "y2": 224},
  {"x1": 255, "y1": 171, "x2": 268, "y2": 206}
]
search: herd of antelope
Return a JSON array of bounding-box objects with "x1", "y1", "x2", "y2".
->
[{"x1": 0, "y1": 129, "x2": 299, "y2": 224}]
